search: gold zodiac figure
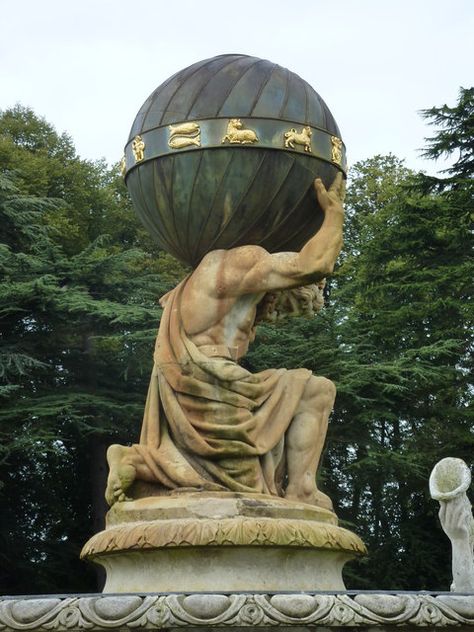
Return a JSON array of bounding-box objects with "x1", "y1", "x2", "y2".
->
[
  {"x1": 222, "y1": 119, "x2": 259, "y2": 144},
  {"x1": 168, "y1": 122, "x2": 201, "y2": 149},
  {"x1": 284, "y1": 126, "x2": 312, "y2": 153},
  {"x1": 330, "y1": 136, "x2": 343, "y2": 165},
  {"x1": 132, "y1": 135, "x2": 145, "y2": 162}
]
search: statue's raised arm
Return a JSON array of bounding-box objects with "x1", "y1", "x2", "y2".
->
[{"x1": 192, "y1": 174, "x2": 345, "y2": 301}]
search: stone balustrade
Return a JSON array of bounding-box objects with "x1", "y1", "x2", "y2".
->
[{"x1": 1, "y1": 592, "x2": 474, "y2": 630}]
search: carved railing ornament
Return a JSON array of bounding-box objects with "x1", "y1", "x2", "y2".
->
[{"x1": 1, "y1": 593, "x2": 474, "y2": 630}]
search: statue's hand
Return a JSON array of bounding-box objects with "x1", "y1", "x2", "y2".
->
[
  {"x1": 314, "y1": 172, "x2": 345, "y2": 217},
  {"x1": 439, "y1": 495, "x2": 473, "y2": 541}
]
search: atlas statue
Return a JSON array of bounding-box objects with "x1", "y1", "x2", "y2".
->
[
  {"x1": 82, "y1": 55, "x2": 366, "y2": 593},
  {"x1": 105, "y1": 174, "x2": 345, "y2": 512}
]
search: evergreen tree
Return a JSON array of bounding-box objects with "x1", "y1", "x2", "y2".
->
[
  {"x1": 248, "y1": 90, "x2": 473, "y2": 590},
  {"x1": 329, "y1": 150, "x2": 472, "y2": 589},
  {"x1": 0, "y1": 108, "x2": 186, "y2": 593}
]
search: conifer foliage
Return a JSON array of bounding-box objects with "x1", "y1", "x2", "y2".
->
[
  {"x1": 248, "y1": 89, "x2": 473, "y2": 590},
  {"x1": 0, "y1": 107, "x2": 186, "y2": 592}
]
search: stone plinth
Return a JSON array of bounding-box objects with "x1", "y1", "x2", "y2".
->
[{"x1": 81, "y1": 493, "x2": 365, "y2": 592}]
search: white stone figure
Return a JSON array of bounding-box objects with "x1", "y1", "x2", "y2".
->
[{"x1": 429, "y1": 457, "x2": 474, "y2": 591}]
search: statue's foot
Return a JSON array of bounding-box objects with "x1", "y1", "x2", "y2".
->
[
  {"x1": 105, "y1": 444, "x2": 136, "y2": 506},
  {"x1": 285, "y1": 486, "x2": 334, "y2": 512},
  {"x1": 105, "y1": 482, "x2": 133, "y2": 506}
]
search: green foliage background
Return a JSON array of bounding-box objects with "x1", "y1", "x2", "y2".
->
[{"x1": 0, "y1": 90, "x2": 472, "y2": 593}]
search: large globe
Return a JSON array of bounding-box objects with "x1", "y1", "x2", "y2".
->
[{"x1": 123, "y1": 54, "x2": 347, "y2": 268}]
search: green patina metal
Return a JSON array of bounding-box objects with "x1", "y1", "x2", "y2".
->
[{"x1": 125, "y1": 54, "x2": 346, "y2": 267}]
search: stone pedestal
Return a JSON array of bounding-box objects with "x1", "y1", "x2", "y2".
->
[{"x1": 81, "y1": 493, "x2": 365, "y2": 592}]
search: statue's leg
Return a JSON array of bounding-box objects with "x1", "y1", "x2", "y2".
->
[
  {"x1": 284, "y1": 376, "x2": 336, "y2": 510},
  {"x1": 261, "y1": 437, "x2": 285, "y2": 495}
]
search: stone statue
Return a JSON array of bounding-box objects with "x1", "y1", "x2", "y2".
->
[
  {"x1": 83, "y1": 56, "x2": 366, "y2": 592},
  {"x1": 105, "y1": 174, "x2": 345, "y2": 512},
  {"x1": 430, "y1": 457, "x2": 474, "y2": 591}
]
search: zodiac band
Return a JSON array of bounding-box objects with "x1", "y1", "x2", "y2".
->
[{"x1": 123, "y1": 119, "x2": 346, "y2": 176}]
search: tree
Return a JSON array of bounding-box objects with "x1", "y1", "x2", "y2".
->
[
  {"x1": 247, "y1": 89, "x2": 472, "y2": 589},
  {"x1": 330, "y1": 150, "x2": 472, "y2": 589},
  {"x1": 0, "y1": 108, "x2": 186, "y2": 593},
  {"x1": 421, "y1": 87, "x2": 474, "y2": 181}
]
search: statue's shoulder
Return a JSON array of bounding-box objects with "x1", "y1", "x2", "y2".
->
[
  {"x1": 208, "y1": 245, "x2": 268, "y2": 266},
  {"x1": 190, "y1": 247, "x2": 270, "y2": 298}
]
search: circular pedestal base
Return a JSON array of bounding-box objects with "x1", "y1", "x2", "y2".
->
[
  {"x1": 99, "y1": 546, "x2": 351, "y2": 592},
  {"x1": 82, "y1": 493, "x2": 366, "y2": 593}
]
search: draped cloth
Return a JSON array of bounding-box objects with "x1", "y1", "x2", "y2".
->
[{"x1": 133, "y1": 278, "x2": 312, "y2": 495}]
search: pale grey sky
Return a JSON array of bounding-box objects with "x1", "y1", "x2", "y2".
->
[{"x1": 1, "y1": 0, "x2": 473, "y2": 174}]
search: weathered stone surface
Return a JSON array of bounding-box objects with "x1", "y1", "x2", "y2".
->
[
  {"x1": 104, "y1": 176, "x2": 346, "y2": 509},
  {"x1": 430, "y1": 457, "x2": 474, "y2": 592},
  {"x1": 1, "y1": 593, "x2": 474, "y2": 630},
  {"x1": 182, "y1": 595, "x2": 231, "y2": 619},
  {"x1": 269, "y1": 594, "x2": 317, "y2": 618},
  {"x1": 104, "y1": 493, "x2": 338, "y2": 526},
  {"x1": 81, "y1": 493, "x2": 365, "y2": 592},
  {"x1": 97, "y1": 547, "x2": 352, "y2": 592},
  {"x1": 82, "y1": 504, "x2": 360, "y2": 556},
  {"x1": 93, "y1": 596, "x2": 142, "y2": 620}
]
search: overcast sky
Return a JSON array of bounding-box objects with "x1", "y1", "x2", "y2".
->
[{"x1": 1, "y1": 0, "x2": 473, "y2": 175}]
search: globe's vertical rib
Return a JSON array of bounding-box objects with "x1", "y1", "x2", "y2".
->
[
  {"x1": 144, "y1": 57, "x2": 228, "y2": 130},
  {"x1": 203, "y1": 151, "x2": 268, "y2": 255},
  {"x1": 303, "y1": 77, "x2": 309, "y2": 125},
  {"x1": 280, "y1": 71, "x2": 307, "y2": 123},
  {"x1": 155, "y1": 157, "x2": 188, "y2": 262},
  {"x1": 134, "y1": 166, "x2": 178, "y2": 258},
  {"x1": 151, "y1": 161, "x2": 181, "y2": 257},
  {"x1": 272, "y1": 204, "x2": 321, "y2": 253},
  {"x1": 277, "y1": 67, "x2": 291, "y2": 120},
  {"x1": 164, "y1": 56, "x2": 245, "y2": 125},
  {"x1": 305, "y1": 84, "x2": 325, "y2": 131},
  {"x1": 218, "y1": 59, "x2": 271, "y2": 118},
  {"x1": 226, "y1": 155, "x2": 297, "y2": 250},
  {"x1": 191, "y1": 150, "x2": 236, "y2": 265},
  {"x1": 247, "y1": 61, "x2": 278, "y2": 116},
  {"x1": 139, "y1": 58, "x2": 212, "y2": 134},
  {"x1": 188, "y1": 56, "x2": 258, "y2": 120},
  {"x1": 184, "y1": 152, "x2": 205, "y2": 262},
  {"x1": 258, "y1": 163, "x2": 318, "y2": 250},
  {"x1": 251, "y1": 64, "x2": 288, "y2": 118},
  {"x1": 128, "y1": 60, "x2": 202, "y2": 139}
]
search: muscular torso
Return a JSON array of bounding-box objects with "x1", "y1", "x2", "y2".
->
[
  {"x1": 176, "y1": 227, "x2": 335, "y2": 360},
  {"x1": 180, "y1": 250, "x2": 264, "y2": 359}
]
